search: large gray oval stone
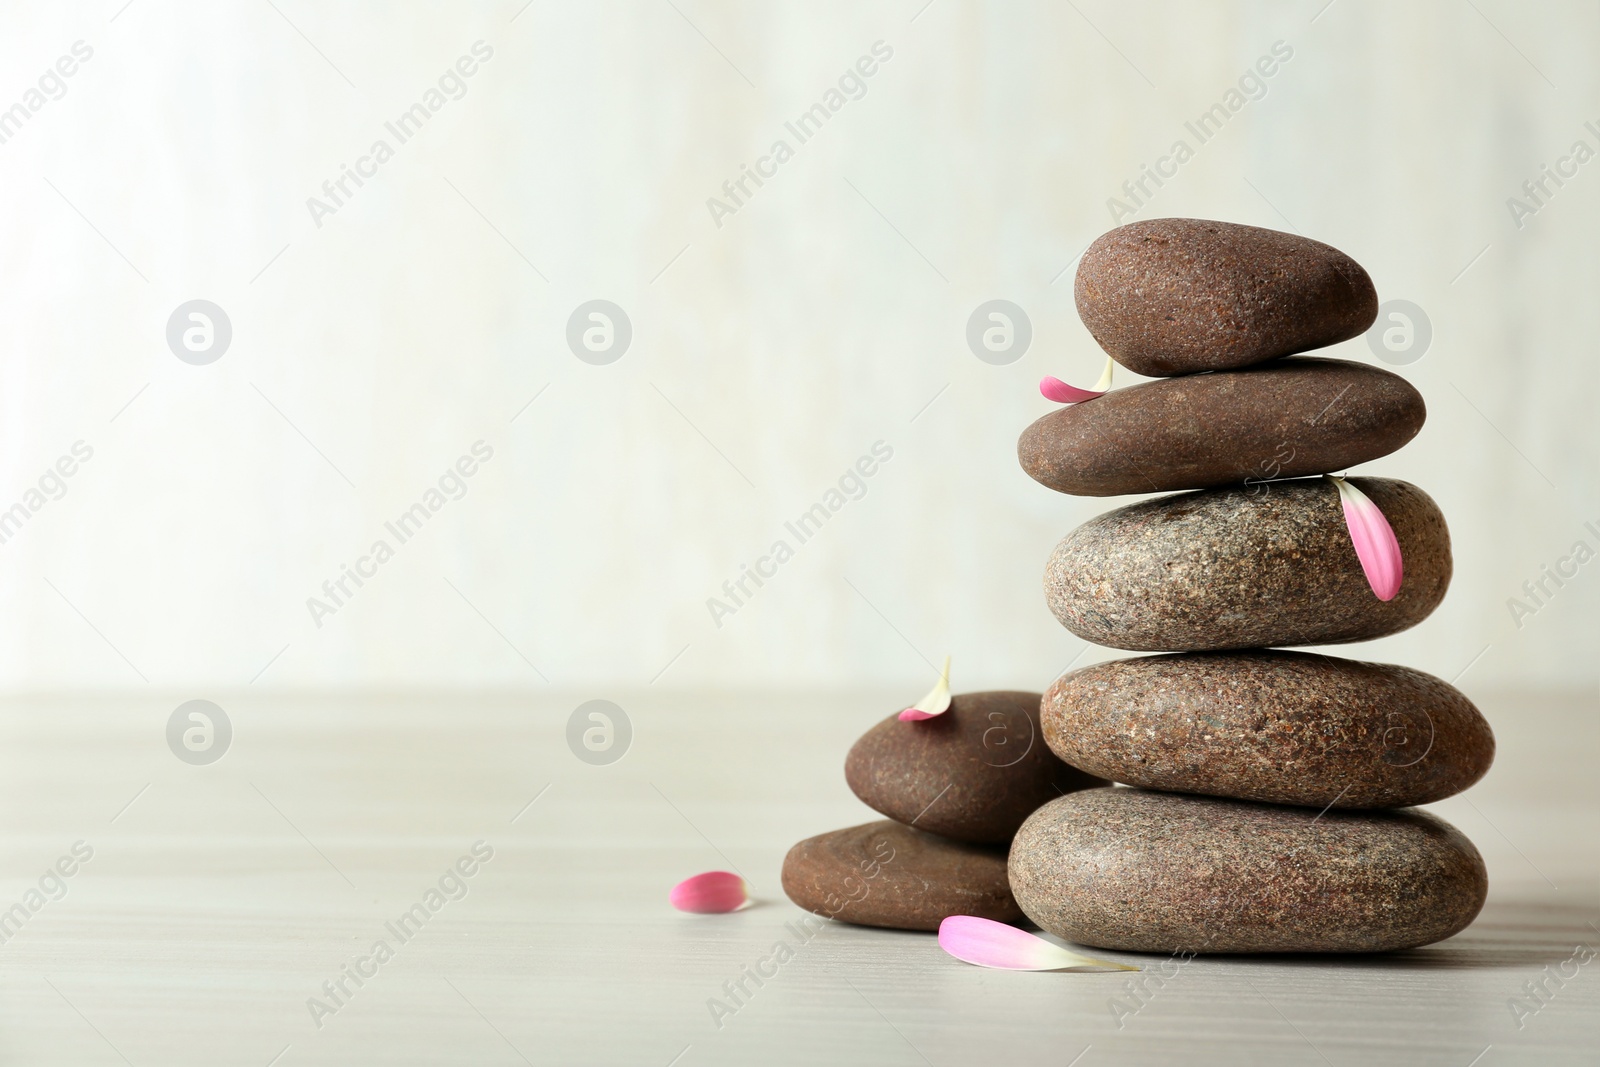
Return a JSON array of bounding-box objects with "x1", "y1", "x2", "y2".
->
[
  {"x1": 1018, "y1": 357, "x2": 1424, "y2": 496},
  {"x1": 1041, "y1": 651, "x2": 1494, "y2": 808},
  {"x1": 1009, "y1": 788, "x2": 1487, "y2": 953},
  {"x1": 1075, "y1": 218, "x2": 1378, "y2": 377},
  {"x1": 845, "y1": 691, "x2": 1106, "y2": 844},
  {"x1": 1045, "y1": 477, "x2": 1451, "y2": 651},
  {"x1": 781, "y1": 820, "x2": 1019, "y2": 931}
]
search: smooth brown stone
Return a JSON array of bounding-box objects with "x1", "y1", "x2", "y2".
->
[
  {"x1": 781, "y1": 820, "x2": 1020, "y2": 931},
  {"x1": 1041, "y1": 651, "x2": 1494, "y2": 808},
  {"x1": 1009, "y1": 788, "x2": 1487, "y2": 953},
  {"x1": 1075, "y1": 218, "x2": 1378, "y2": 376},
  {"x1": 1045, "y1": 477, "x2": 1451, "y2": 651},
  {"x1": 1018, "y1": 357, "x2": 1424, "y2": 497},
  {"x1": 845, "y1": 691, "x2": 1106, "y2": 844}
]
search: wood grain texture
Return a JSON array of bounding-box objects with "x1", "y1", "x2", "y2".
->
[{"x1": 0, "y1": 688, "x2": 1592, "y2": 1065}]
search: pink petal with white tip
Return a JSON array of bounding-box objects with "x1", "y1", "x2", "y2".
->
[
  {"x1": 1039, "y1": 377, "x2": 1104, "y2": 403},
  {"x1": 898, "y1": 656, "x2": 952, "y2": 721},
  {"x1": 937, "y1": 916, "x2": 1137, "y2": 971},
  {"x1": 1329, "y1": 475, "x2": 1404, "y2": 601},
  {"x1": 670, "y1": 871, "x2": 748, "y2": 913},
  {"x1": 1040, "y1": 356, "x2": 1115, "y2": 405}
]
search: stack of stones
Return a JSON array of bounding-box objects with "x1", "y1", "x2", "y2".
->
[
  {"x1": 781, "y1": 692, "x2": 1105, "y2": 930},
  {"x1": 1010, "y1": 218, "x2": 1494, "y2": 953}
]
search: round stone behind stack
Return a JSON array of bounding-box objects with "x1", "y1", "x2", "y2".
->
[
  {"x1": 1041, "y1": 651, "x2": 1494, "y2": 808},
  {"x1": 1009, "y1": 789, "x2": 1487, "y2": 953},
  {"x1": 1018, "y1": 357, "x2": 1424, "y2": 496},
  {"x1": 782, "y1": 820, "x2": 1019, "y2": 931},
  {"x1": 1075, "y1": 218, "x2": 1378, "y2": 377},
  {"x1": 845, "y1": 691, "x2": 1106, "y2": 845},
  {"x1": 1045, "y1": 477, "x2": 1450, "y2": 651}
]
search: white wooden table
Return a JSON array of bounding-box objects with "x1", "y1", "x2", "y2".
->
[{"x1": 0, "y1": 688, "x2": 1593, "y2": 1065}]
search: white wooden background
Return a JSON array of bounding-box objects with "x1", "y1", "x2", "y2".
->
[{"x1": 0, "y1": 1, "x2": 1593, "y2": 694}]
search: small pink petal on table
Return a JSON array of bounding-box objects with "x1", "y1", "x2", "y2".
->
[
  {"x1": 937, "y1": 915, "x2": 1136, "y2": 971},
  {"x1": 1329, "y1": 475, "x2": 1404, "y2": 601},
  {"x1": 670, "y1": 871, "x2": 748, "y2": 913}
]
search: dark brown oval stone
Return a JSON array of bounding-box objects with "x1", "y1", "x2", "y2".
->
[
  {"x1": 1075, "y1": 218, "x2": 1378, "y2": 376},
  {"x1": 781, "y1": 820, "x2": 1019, "y2": 931},
  {"x1": 1045, "y1": 477, "x2": 1450, "y2": 651},
  {"x1": 1018, "y1": 357, "x2": 1424, "y2": 497},
  {"x1": 1041, "y1": 651, "x2": 1494, "y2": 808},
  {"x1": 844, "y1": 691, "x2": 1106, "y2": 844},
  {"x1": 1009, "y1": 788, "x2": 1487, "y2": 953}
]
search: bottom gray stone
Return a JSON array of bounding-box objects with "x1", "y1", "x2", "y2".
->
[{"x1": 1008, "y1": 788, "x2": 1486, "y2": 953}]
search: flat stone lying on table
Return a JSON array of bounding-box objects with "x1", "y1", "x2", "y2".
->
[
  {"x1": 1008, "y1": 788, "x2": 1487, "y2": 953},
  {"x1": 1041, "y1": 650, "x2": 1493, "y2": 808},
  {"x1": 780, "y1": 820, "x2": 1019, "y2": 931},
  {"x1": 1045, "y1": 477, "x2": 1451, "y2": 651},
  {"x1": 844, "y1": 691, "x2": 1106, "y2": 845},
  {"x1": 1018, "y1": 357, "x2": 1425, "y2": 497},
  {"x1": 1074, "y1": 218, "x2": 1378, "y2": 377}
]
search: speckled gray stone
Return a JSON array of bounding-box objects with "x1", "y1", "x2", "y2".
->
[
  {"x1": 781, "y1": 820, "x2": 1020, "y2": 931},
  {"x1": 1009, "y1": 788, "x2": 1487, "y2": 953},
  {"x1": 1045, "y1": 477, "x2": 1450, "y2": 651},
  {"x1": 1075, "y1": 218, "x2": 1378, "y2": 377},
  {"x1": 1041, "y1": 651, "x2": 1494, "y2": 808},
  {"x1": 1018, "y1": 357, "x2": 1425, "y2": 497},
  {"x1": 845, "y1": 692, "x2": 1106, "y2": 844}
]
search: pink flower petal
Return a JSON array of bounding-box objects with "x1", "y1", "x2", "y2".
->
[
  {"x1": 1329, "y1": 475, "x2": 1404, "y2": 601},
  {"x1": 897, "y1": 656, "x2": 952, "y2": 721},
  {"x1": 1040, "y1": 376, "x2": 1106, "y2": 404},
  {"x1": 670, "y1": 871, "x2": 748, "y2": 913},
  {"x1": 937, "y1": 916, "x2": 1136, "y2": 971},
  {"x1": 1040, "y1": 356, "x2": 1115, "y2": 405}
]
